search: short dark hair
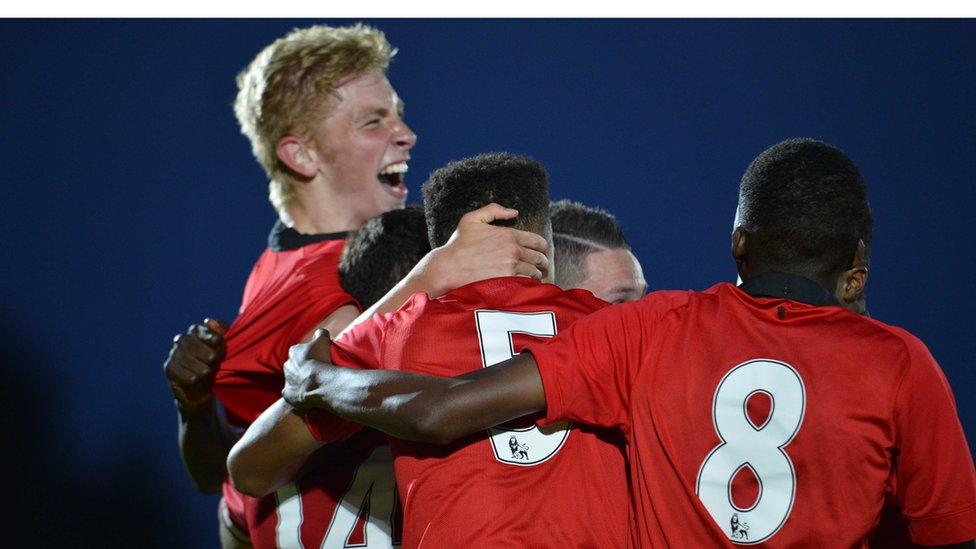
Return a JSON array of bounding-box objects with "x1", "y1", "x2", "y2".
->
[
  {"x1": 339, "y1": 206, "x2": 431, "y2": 309},
  {"x1": 737, "y1": 138, "x2": 874, "y2": 279},
  {"x1": 550, "y1": 200, "x2": 630, "y2": 289},
  {"x1": 421, "y1": 153, "x2": 551, "y2": 247}
]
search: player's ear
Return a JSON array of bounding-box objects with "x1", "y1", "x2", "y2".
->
[
  {"x1": 838, "y1": 239, "x2": 869, "y2": 305},
  {"x1": 731, "y1": 227, "x2": 749, "y2": 280},
  {"x1": 277, "y1": 135, "x2": 319, "y2": 179}
]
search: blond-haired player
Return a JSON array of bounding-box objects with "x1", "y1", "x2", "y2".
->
[{"x1": 163, "y1": 24, "x2": 549, "y2": 548}]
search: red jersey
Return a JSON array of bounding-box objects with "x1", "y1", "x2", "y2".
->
[
  {"x1": 247, "y1": 429, "x2": 403, "y2": 549},
  {"x1": 213, "y1": 223, "x2": 401, "y2": 549},
  {"x1": 310, "y1": 277, "x2": 631, "y2": 549},
  {"x1": 214, "y1": 227, "x2": 355, "y2": 428},
  {"x1": 528, "y1": 274, "x2": 976, "y2": 547}
]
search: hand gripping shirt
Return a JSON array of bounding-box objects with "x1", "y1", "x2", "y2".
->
[
  {"x1": 307, "y1": 277, "x2": 631, "y2": 549},
  {"x1": 527, "y1": 273, "x2": 976, "y2": 547}
]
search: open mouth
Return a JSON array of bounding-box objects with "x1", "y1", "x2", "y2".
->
[{"x1": 378, "y1": 161, "x2": 408, "y2": 199}]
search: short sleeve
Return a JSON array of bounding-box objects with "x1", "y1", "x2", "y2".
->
[
  {"x1": 330, "y1": 310, "x2": 390, "y2": 371},
  {"x1": 892, "y1": 335, "x2": 976, "y2": 545},
  {"x1": 524, "y1": 298, "x2": 650, "y2": 435},
  {"x1": 302, "y1": 312, "x2": 391, "y2": 442}
]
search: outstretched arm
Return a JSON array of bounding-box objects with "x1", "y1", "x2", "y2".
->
[{"x1": 283, "y1": 331, "x2": 547, "y2": 444}]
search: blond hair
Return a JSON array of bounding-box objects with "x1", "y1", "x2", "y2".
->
[{"x1": 234, "y1": 24, "x2": 395, "y2": 213}]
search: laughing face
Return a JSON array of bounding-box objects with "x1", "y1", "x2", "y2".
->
[{"x1": 307, "y1": 70, "x2": 417, "y2": 227}]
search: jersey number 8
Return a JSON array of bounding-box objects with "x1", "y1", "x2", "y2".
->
[{"x1": 696, "y1": 359, "x2": 806, "y2": 544}]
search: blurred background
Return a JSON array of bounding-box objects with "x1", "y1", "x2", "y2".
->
[{"x1": 1, "y1": 19, "x2": 973, "y2": 547}]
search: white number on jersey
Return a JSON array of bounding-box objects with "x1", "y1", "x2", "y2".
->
[
  {"x1": 275, "y1": 444, "x2": 400, "y2": 548},
  {"x1": 696, "y1": 359, "x2": 806, "y2": 544},
  {"x1": 474, "y1": 310, "x2": 570, "y2": 466}
]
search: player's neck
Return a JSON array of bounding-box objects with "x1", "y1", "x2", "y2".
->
[
  {"x1": 283, "y1": 185, "x2": 363, "y2": 235},
  {"x1": 744, "y1": 266, "x2": 837, "y2": 296}
]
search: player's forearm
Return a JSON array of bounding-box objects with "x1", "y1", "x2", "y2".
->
[
  {"x1": 227, "y1": 399, "x2": 322, "y2": 498},
  {"x1": 176, "y1": 399, "x2": 234, "y2": 493},
  {"x1": 298, "y1": 358, "x2": 546, "y2": 444},
  {"x1": 293, "y1": 362, "x2": 449, "y2": 442}
]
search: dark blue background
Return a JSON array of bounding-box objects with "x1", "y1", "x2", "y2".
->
[{"x1": 1, "y1": 20, "x2": 973, "y2": 546}]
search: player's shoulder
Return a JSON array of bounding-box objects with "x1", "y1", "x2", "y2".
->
[
  {"x1": 299, "y1": 239, "x2": 346, "y2": 269},
  {"x1": 438, "y1": 277, "x2": 607, "y2": 314},
  {"x1": 855, "y1": 315, "x2": 936, "y2": 365},
  {"x1": 628, "y1": 286, "x2": 703, "y2": 319}
]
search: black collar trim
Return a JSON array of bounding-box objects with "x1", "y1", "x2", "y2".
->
[
  {"x1": 738, "y1": 272, "x2": 840, "y2": 307},
  {"x1": 268, "y1": 221, "x2": 349, "y2": 252}
]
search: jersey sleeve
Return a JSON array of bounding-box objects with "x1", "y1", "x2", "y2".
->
[
  {"x1": 302, "y1": 312, "x2": 390, "y2": 443},
  {"x1": 891, "y1": 334, "x2": 976, "y2": 545},
  {"x1": 523, "y1": 298, "x2": 650, "y2": 435}
]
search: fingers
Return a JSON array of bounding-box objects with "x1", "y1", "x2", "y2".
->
[
  {"x1": 511, "y1": 228, "x2": 549, "y2": 253},
  {"x1": 307, "y1": 329, "x2": 333, "y2": 362},
  {"x1": 205, "y1": 317, "x2": 229, "y2": 335},
  {"x1": 517, "y1": 245, "x2": 549, "y2": 278},
  {"x1": 461, "y1": 203, "x2": 519, "y2": 225},
  {"x1": 512, "y1": 259, "x2": 544, "y2": 280},
  {"x1": 188, "y1": 323, "x2": 226, "y2": 355},
  {"x1": 165, "y1": 351, "x2": 216, "y2": 407},
  {"x1": 281, "y1": 386, "x2": 304, "y2": 410},
  {"x1": 167, "y1": 356, "x2": 215, "y2": 387},
  {"x1": 175, "y1": 331, "x2": 223, "y2": 365}
]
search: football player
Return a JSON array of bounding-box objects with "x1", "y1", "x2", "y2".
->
[
  {"x1": 163, "y1": 24, "x2": 548, "y2": 548},
  {"x1": 284, "y1": 139, "x2": 976, "y2": 547},
  {"x1": 230, "y1": 154, "x2": 632, "y2": 547}
]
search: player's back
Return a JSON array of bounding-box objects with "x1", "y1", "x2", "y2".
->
[
  {"x1": 380, "y1": 277, "x2": 630, "y2": 548},
  {"x1": 556, "y1": 278, "x2": 975, "y2": 547}
]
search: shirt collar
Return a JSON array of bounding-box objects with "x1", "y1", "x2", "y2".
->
[
  {"x1": 737, "y1": 272, "x2": 841, "y2": 307},
  {"x1": 268, "y1": 220, "x2": 349, "y2": 252}
]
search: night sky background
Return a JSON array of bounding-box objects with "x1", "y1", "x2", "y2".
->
[{"x1": 1, "y1": 19, "x2": 973, "y2": 546}]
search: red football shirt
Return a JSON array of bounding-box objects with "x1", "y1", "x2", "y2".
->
[
  {"x1": 528, "y1": 275, "x2": 976, "y2": 547},
  {"x1": 212, "y1": 224, "x2": 401, "y2": 549},
  {"x1": 247, "y1": 429, "x2": 403, "y2": 549},
  {"x1": 309, "y1": 277, "x2": 631, "y2": 549},
  {"x1": 214, "y1": 232, "x2": 355, "y2": 428}
]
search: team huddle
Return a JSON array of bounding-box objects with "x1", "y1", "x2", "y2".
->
[{"x1": 163, "y1": 24, "x2": 976, "y2": 548}]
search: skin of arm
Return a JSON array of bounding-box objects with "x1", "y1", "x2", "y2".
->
[
  {"x1": 226, "y1": 399, "x2": 324, "y2": 497},
  {"x1": 229, "y1": 203, "x2": 550, "y2": 493},
  {"x1": 226, "y1": 304, "x2": 359, "y2": 498},
  {"x1": 340, "y1": 203, "x2": 550, "y2": 336},
  {"x1": 282, "y1": 331, "x2": 547, "y2": 444},
  {"x1": 164, "y1": 319, "x2": 234, "y2": 493}
]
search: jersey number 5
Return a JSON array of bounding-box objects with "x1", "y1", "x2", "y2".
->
[
  {"x1": 695, "y1": 359, "x2": 806, "y2": 544},
  {"x1": 474, "y1": 310, "x2": 570, "y2": 467}
]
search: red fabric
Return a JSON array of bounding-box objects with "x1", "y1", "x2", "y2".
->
[
  {"x1": 213, "y1": 240, "x2": 356, "y2": 428},
  {"x1": 315, "y1": 277, "x2": 631, "y2": 549},
  {"x1": 245, "y1": 430, "x2": 402, "y2": 549},
  {"x1": 528, "y1": 282, "x2": 976, "y2": 547},
  {"x1": 214, "y1": 239, "x2": 403, "y2": 548},
  {"x1": 222, "y1": 481, "x2": 252, "y2": 535}
]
